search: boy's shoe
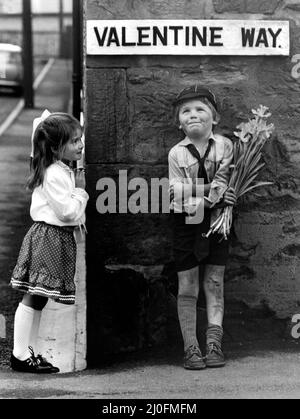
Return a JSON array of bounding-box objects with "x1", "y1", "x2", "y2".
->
[
  {"x1": 183, "y1": 345, "x2": 206, "y2": 370},
  {"x1": 10, "y1": 353, "x2": 56, "y2": 374},
  {"x1": 205, "y1": 343, "x2": 226, "y2": 368}
]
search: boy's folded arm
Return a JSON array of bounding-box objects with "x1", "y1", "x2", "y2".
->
[
  {"x1": 169, "y1": 153, "x2": 212, "y2": 207},
  {"x1": 168, "y1": 152, "x2": 185, "y2": 183},
  {"x1": 208, "y1": 139, "x2": 233, "y2": 207},
  {"x1": 168, "y1": 152, "x2": 188, "y2": 199},
  {"x1": 191, "y1": 183, "x2": 211, "y2": 198},
  {"x1": 202, "y1": 183, "x2": 211, "y2": 197}
]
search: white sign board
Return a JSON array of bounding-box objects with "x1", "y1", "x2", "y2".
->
[{"x1": 87, "y1": 20, "x2": 290, "y2": 56}]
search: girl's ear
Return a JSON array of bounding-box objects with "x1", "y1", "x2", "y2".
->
[{"x1": 51, "y1": 146, "x2": 61, "y2": 160}]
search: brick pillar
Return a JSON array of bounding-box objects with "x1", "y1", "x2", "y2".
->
[{"x1": 84, "y1": 0, "x2": 300, "y2": 363}]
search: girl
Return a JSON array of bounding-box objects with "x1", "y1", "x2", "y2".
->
[
  {"x1": 10, "y1": 112, "x2": 89, "y2": 373},
  {"x1": 169, "y1": 85, "x2": 236, "y2": 370}
]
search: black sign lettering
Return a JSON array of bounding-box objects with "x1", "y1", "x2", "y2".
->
[
  {"x1": 241, "y1": 27, "x2": 256, "y2": 47},
  {"x1": 94, "y1": 27, "x2": 108, "y2": 46},
  {"x1": 185, "y1": 26, "x2": 190, "y2": 46},
  {"x1": 122, "y1": 27, "x2": 136, "y2": 46},
  {"x1": 107, "y1": 27, "x2": 120, "y2": 47},
  {"x1": 268, "y1": 28, "x2": 282, "y2": 47},
  {"x1": 255, "y1": 28, "x2": 268, "y2": 47},
  {"x1": 169, "y1": 26, "x2": 183, "y2": 45},
  {"x1": 137, "y1": 27, "x2": 151, "y2": 46},
  {"x1": 153, "y1": 26, "x2": 168, "y2": 46},
  {"x1": 192, "y1": 26, "x2": 207, "y2": 46},
  {"x1": 209, "y1": 27, "x2": 223, "y2": 46}
]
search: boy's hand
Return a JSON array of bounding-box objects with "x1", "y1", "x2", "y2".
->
[
  {"x1": 75, "y1": 169, "x2": 86, "y2": 189},
  {"x1": 223, "y1": 187, "x2": 237, "y2": 206}
]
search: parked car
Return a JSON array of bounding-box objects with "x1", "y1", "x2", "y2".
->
[{"x1": 0, "y1": 43, "x2": 23, "y2": 95}]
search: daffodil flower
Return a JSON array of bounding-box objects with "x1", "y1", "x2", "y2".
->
[
  {"x1": 251, "y1": 105, "x2": 272, "y2": 119},
  {"x1": 206, "y1": 105, "x2": 274, "y2": 240}
]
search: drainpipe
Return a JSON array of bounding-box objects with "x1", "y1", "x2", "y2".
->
[
  {"x1": 59, "y1": 0, "x2": 64, "y2": 58},
  {"x1": 22, "y1": 0, "x2": 34, "y2": 108},
  {"x1": 72, "y1": 0, "x2": 83, "y2": 121}
]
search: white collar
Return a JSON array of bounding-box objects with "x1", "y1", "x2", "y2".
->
[
  {"x1": 55, "y1": 160, "x2": 74, "y2": 173},
  {"x1": 178, "y1": 132, "x2": 216, "y2": 147}
]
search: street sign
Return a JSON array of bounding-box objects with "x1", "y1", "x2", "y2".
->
[{"x1": 87, "y1": 20, "x2": 290, "y2": 56}]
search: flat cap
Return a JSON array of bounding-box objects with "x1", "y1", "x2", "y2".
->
[{"x1": 173, "y1": 85, "x2": 218, "y2": 110}]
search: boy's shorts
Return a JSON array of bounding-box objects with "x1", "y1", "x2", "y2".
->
[{"x1": 171, "y1": 209, "x2": 229, "y2": 273}]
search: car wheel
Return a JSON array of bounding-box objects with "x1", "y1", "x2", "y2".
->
[{"x1": 14, "y1": 86, "x2": 23, "y2": 96}]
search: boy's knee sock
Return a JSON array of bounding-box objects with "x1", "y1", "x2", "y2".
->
[
  {"x1": 29, "y1": 309, "x2": 42, "y2": 353},
  {"x1": 206, "y1": 324, "x2": 223, "y2": 349},
  {"x1": 13, "y1": 303, "x2": 35, "y2": 361},
  {"x1": 177, "y1": 295, "x2": 199, "y2": 351}
]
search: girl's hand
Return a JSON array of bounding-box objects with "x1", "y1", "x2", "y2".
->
[
  {"x1": 75, "y1": 169, "x2": 86, "y2": 189},
  {"x1": 223, "y1": 187, "x2": 237, "y2": 206},
  {"x1": 169, "y1": 186, "x2": 174, "y2": 202}
]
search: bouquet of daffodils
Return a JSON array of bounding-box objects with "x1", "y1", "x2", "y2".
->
[{"x1": 206, "y1": 105, "x2": 275, "y2": 240}]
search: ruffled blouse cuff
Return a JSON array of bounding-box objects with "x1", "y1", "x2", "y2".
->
[{"x1": 71, "y1": 188, "x2": 89, "y2": 203}]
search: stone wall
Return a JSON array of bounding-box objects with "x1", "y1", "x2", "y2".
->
[{"x1": 85, "y1": 0, "x2": 300, "y2": 364}]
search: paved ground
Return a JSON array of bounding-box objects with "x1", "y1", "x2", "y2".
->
[{"x1": 1, "y1": 341, "x2": 300, "y2": 399}]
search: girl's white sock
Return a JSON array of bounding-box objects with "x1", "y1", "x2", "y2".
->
[
  {"x1": 29, "y1": 309, "x2": 42, "y2": 354},
  {"x1": 13, "y1": 303, "x2": 35, "y2": 361}
]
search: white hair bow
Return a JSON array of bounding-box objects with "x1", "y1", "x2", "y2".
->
[{"x1": 30, "y1": 109, "x2": 51, "y2": 158}]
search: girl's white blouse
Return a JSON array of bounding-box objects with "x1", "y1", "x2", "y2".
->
[{"x1": 30, "y1": 161, "x2": 89, "y2": 227}]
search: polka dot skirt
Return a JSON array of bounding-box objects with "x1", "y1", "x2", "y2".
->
[{"x1": 11, "y1": 222, "x2": 77, "y2": 305}]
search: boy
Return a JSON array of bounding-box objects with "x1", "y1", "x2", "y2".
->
[{"x1": 168, "y1": 85, "x2": 236, "y2": 370}]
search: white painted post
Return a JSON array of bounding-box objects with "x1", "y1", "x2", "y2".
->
[
  {"x1": 0, "y1": 315, "x2": 6, "y2": 339},
  {"x1": 37, "y1": 231, "x2": 87, "y2": 373},
  {"x1": 74, "y1": 230, "x2": 87, "y2": 371}
]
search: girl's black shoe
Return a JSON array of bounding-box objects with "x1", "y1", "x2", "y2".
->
[
  {"x1": 10, "y1": 353, "x2": 56, "y2": 374},
  {"x1": 35, "y1": 354, "x2": 60, "y2": 373},
  {"x1": 28, "y1": 346, "x2": 60, "y2": 373}
]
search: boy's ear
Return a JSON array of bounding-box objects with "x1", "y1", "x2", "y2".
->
[{"x1": 213, "y1": 113, "x2": 221, "y2": 125}]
